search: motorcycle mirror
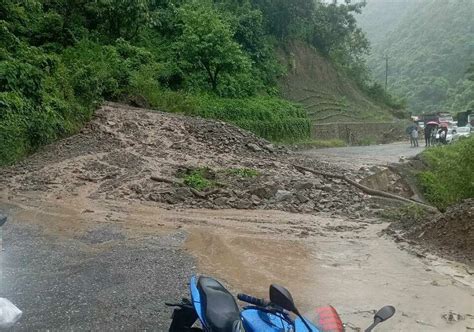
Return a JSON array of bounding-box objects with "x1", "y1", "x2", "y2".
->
[
  {"x1": 374, "y1": 305, "x2": 395, "y2": 322},
  {"x1": 364, "y1": 305, "x2": 396, "y2": 332},
  {"x1": 270, "y1": 284, "x2": 313, "y2": 331},
  {"x1": 269, "y1": 284, "x2": 297, "y2": 313}
]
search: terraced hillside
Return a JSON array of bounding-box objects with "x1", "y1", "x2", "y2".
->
[{"x1": 278, "y1": 41, "x2": 395, "y2": 124}]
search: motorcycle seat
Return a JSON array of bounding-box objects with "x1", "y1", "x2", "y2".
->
[{"x1": 197, "y1": 276, "x2": 241, "y2": 332}]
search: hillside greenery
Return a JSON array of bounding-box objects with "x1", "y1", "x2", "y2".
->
[
  {"x1": 1, "y1": 0, "x2": 391, "y2": 165},
  {"x1": 418, "y1": 137, "x2": 474, "y2": 210},
  {"x1": 357, "y1": 0, "x2": 474, "y2": 115}
]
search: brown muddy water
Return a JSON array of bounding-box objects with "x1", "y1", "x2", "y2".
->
[{"x1": 1, "y1": 195, "x2": 473, "y2": 331}]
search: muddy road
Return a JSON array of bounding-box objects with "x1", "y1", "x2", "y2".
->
[
  {"x1": 0, "y1": 105, "x2": 472, "y2": 331},
  {"x1": 302, "y1": 142, "x2": 424, "y2": 170}
]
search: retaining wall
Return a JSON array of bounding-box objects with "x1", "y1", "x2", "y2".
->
[{"x1": 311, "y1": 122, "x2": 407, "y2": 145}]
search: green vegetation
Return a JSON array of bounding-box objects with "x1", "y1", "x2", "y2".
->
[
  {"x1": 225, "y1": 168, "x2": 260, "y2": 178},
  {"x1": 182, "y1": 168, "x2": 216, "y2": 190},
  {"x1": 379, "y1": 204, "x2": 429, "y2": 223},
  {"x1": 358, "y1": 136, "x2": 377, "y2": 146},
  {"x1": 1, "y1": 0, "x2": 392, "y2": 165},
  {"x1": 357, "y1": 0, "x2": 473, "y2": 114},
  {"x1": 417, "y1": 137, "x2": 474, "y2": 210}
]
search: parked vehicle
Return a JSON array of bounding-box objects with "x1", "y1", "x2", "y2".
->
[
  {"x1": 451, "y1": 126, "x2": 471, "y2": 142},
  {"x1": 445, "y1": 128, "x2": 456, "y2": 144},
  {"x1": 167, "y1": 275, "x2": 396, "y2": 332},
  {"x1": 456, "y1": 110, "x2": 474, "y2": 127},
  {"x1": 420, "y1": 112, "x2": 453, "y2": 125}
]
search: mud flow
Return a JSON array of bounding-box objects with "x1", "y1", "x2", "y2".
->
[{"x1": 1, "y1": 104, "x2": 473, "y2": 331}]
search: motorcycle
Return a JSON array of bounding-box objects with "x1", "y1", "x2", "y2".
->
[{"x1": 167, "y1": 275, "x2": 395, "y2": 332}]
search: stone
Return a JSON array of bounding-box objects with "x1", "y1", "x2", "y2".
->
[
  {"x1": 250, "y1": 195, "x2": 261, "y2": 205},
  {"x1": 313, "y1": 179, "x2": 323, "y2": 187},
  {"x1": 246, "y1": 143, "x2": 263, "y2": 152},
  {"x1": 249, "y1": 185, "x2": 278, "y2": 199},
  {"x1": 213, "y1": 197, "x2": 228, "y2": 206},
  {"x1": 148, "y1": 193, "x2": 161, "y2": 202},
  {"x1": 275, "y1": 190, "x2": 293, "y2": 202},
  {"x1": 296, "y1": 193, "x2": 309, "y2": 203},
  {"x1": 294, "y1": 181, "x2": 313, "y2": 191},
  {"x1": 322, "y1": 184, "x2": 333, "y2": 192},
  {"x1": 174, "y1": 187, "x2": 193, "y2": 199},
  {"x1": 234, "y1": 199, "x2": 252, "y2": 209},
  {"x1": 263, "y1": 144, "x2": 276, "y2": 153}
]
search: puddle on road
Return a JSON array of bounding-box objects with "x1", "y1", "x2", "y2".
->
[
  {"x1": 185, "y1": 225, "x2": 474, "y2": 332},
  {"x1": 186, "y1": 228, "x2": 315, "y2": 300}
]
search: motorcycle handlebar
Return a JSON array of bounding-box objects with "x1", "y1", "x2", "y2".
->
[{"x1": 237, "y1": 293, "x2": 270, "y2": 307}]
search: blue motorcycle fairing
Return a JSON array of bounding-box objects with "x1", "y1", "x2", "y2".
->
[
  {"x1": 241, "y1": 307, "x2": 292, "y2": 331},
  {"x1": 190, "y1": 275, "x2": 207, "y2": 328},
  {"x1": 294, "y1": 317, "x2": 321, "y2": 332},
  {"x1": 240, "y1": 307, "x2": 321, "y2": 332}
]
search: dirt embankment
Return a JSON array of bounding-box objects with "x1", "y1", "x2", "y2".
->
[
  {"x1": 0, "y1": 103, "x2": 378, "y2": 218},
  {"x1": 386, "y1": 199, "x2": 474, "y2": 266}
]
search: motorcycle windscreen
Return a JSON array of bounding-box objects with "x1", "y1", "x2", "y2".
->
[{"x1": 297, "y1": 306, "x2": 343, "y2": 332}]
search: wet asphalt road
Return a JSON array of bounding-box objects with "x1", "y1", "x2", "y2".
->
[
  {"x1": 301, "y1": 142, "x2": 424, "y2": 170},
  {"x1": 0, "y1": 210, "x2": 195, "y2": 331}
]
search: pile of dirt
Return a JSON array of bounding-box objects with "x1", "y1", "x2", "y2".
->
[
  {"x1": 0, "y1": 103, "x2": 374, "y2": 217},
  {"x1": 388, "y1": 199, "x2": 474, "y2": 266}
]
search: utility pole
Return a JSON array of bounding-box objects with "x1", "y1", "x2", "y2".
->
[{"x1": 384, "y1": 55, "x2": 389, "y2": 92}]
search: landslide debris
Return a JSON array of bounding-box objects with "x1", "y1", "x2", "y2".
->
[
  {"x1": 0, "y1": 103, "x2": 374, "y2": 217},
  {"x1": 386, "y1": 199, "x2": 474, "y2": 266}
]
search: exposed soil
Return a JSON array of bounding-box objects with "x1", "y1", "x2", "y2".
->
[{"x1": 387, "y1": 199, "x2": 474, "y2": 266}]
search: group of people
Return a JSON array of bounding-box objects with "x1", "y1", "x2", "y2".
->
[
  {"x1": 424, "y1": 125, "x2": 448, "y2": 146},
  {"x1": 407, "y1": 123, "x2": 448, "y2": 147}
]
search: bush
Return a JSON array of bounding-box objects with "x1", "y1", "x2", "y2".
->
[
  {"x1": 417, "y1": 137, "x2": 474, "y2": 209},
  {"x1": 182, "y1": 168, "x2": 216, "y2": 190}
]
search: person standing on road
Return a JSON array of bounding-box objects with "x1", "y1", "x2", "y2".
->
[
  {"x1": 411, "y1": 126, "x2": 419, "y2": 147},
  {"x1": 406, "y1": 125, "x2": 415, "y2": 147},
  {"x1": 424, "y1": 125, "x2": 431, "y2": 147}
]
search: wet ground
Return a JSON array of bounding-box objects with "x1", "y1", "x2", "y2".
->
[
  {"x1": 0, "y1": 133, "x2": 473, "y2": 331},
  {"x1": 0, "y1": 203, "x2": 195, "y2": 331},
  {"x1": 302, "y1": 142, "x2": 424, "y2": 170}
]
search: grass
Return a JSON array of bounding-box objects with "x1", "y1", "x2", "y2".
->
[
  {"x1": 181, "y1": 168, "x2": 216, "y2": 190},
  {"x1": 417, "y1": 137, "x2": 474, "y2": 210},
  {"x1": 224, "y1": 168, "x2": 260, "y2": 178}
]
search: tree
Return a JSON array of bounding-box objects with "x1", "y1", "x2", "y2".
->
[
  {"x1": 174, "y1": 3, "x2": 250, "y2": 92},
  {"x1": 251, "y1": 0, "x2": 314, "y2": 39}
]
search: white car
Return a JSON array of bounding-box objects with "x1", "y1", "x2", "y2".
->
[
  {"x1": 451, "y1": 126, "x2": 471, "y2": 142},
  {"x1": 445, "y1": 128, "x2": 455, "y2": 143}
]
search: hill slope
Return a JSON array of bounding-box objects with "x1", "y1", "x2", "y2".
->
[
  {"x1": 278, "y1": 41, "x2": 395, "y2": 123},
  {"x1": 357, "y1": 0, "x2": 474, "y2": 114}
]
